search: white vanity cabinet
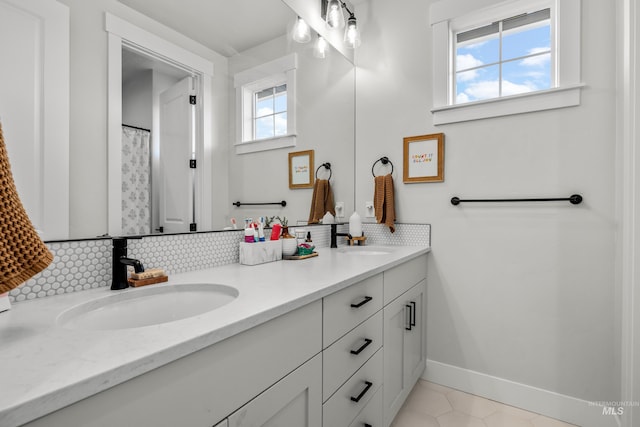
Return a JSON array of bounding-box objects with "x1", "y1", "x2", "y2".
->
[
  {"x1": 382, "y1": 257, "x2": 428, "y2": 427},
  {"x1": 24, "y1": 301, "x2": 323, "y2": 427},
  {"x1": 321, "y1": 274, "x2": 384, "y2": 427},
  {"x1": 227, "y1": 353, "x2": 322, "y2": 427},
  {"x1": 19, "y1": 251, "x2": 428, "y2": 427},
  {"x1": 321, "y1": 253, "x2": 428, "y2": 427}
]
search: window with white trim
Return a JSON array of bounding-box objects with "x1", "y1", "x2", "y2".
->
[
  {"x1": 234, "y1": 53, "x2": 297, "y2": 154},
  {"x1": 430, "y1": 0, "x2": 583, "y2": 125}
]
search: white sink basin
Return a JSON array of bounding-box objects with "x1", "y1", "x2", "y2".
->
[
  {"x1": 336, "y1": 246, "x2": 392, "y2": 256},
  {"x1": 57, "y1": 283, "x2": 239, "y2": 330}
]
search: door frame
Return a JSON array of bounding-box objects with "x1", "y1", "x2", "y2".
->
[{"x1": 105, "y1": 13, "x2": 213, "y2": 236}]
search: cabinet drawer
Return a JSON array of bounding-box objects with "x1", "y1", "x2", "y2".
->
[
  {"x1": 383, "y1": 255, "x2": 427, "y2": 305},
  {"x1": 323, "y1": 311, "x2": 383, "y2": 402},
  {"x1": 347, "y1": 385, "x2": 383, "y2": 427},
  {"x1": 322, "y1": 349, "x2": 383, "y2": 427},
  {"x1": 323, "y1": 274, "x2": 383, "y2": 347}
]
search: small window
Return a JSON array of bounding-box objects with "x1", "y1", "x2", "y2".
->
[
  {"x1": 254, "y1": 84, "x2": 287, "y2": 140},
  {"x1": 234, "y1": 54, "x2": 297, "y2": 154},
  {"x1": 430, "y1": 0, "x2": 583, "y2": 124},
  {"x1": 455, "y1": 9, "x2": 551, "y2": 104}
]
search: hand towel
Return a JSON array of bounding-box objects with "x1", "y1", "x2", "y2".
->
[
  {"x1": 0, "y1": 123, "x2": 53, "y2": 293},
  {"x1": 308, "y1": 179, "x2": 336, "y2": 224},
  {"x1": 373, "y1": 174, "x2": 396, "y2": 233}
]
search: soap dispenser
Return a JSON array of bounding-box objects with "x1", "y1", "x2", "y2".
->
[{"x1": 349, "y1": 212, "x2": 362, "y2": 237}]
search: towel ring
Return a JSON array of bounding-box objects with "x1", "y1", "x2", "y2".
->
[
  {"x1": 372, "y1": 157, "x2": 394, "y2": 177},
  {"x1": 316, "y1": 163, "x2": 332, "y2": 180}
]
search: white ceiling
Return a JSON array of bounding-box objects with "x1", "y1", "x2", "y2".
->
[{"x1": 117, "y1": 0, "x2": 295, "y2": 57}]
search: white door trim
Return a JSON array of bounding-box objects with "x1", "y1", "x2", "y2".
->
[{"x1": 619, "y1": 0, "x2": 638, "y2": 426}]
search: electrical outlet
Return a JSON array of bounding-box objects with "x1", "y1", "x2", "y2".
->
[
  {"x1": 335, "y1": 202, "x2": 345, "y2": 218},
  {"x1": 365, "y1": 201, "x2": 374, "y2": 218}
]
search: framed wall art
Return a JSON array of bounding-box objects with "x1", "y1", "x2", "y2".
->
[
  {"x1": 403, "y1": 133, "x2": 444, "y2": 183},
  {"x1": 288, "y1": 149, "x2": 314, "y2": 189}
]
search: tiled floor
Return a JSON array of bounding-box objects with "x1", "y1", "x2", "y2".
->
[{"x1": 391, "y1": 380, "x2": 579, "y2": 427}]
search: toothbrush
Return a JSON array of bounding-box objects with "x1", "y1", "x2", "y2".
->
[{"x1": 230, "y1": 218, "x2": 237, "y2": 229}]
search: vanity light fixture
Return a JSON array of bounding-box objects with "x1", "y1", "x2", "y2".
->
[
  {"x1": 314, "y1": 35, "x2": 328, "y2": 58},
  {"x1": 344, "y1": 12, "x2": 361, "y2": 49},
  {"x1": 321, "y1": 0, "x2": 361, "y2": 49},
  {"x1": 292, "y1": 16, "x2": 311, "y2": 43},
  {"x1": 325, "y1": 0, "x2": 345, "y2": 29}
]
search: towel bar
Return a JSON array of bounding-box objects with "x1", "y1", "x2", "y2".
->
[
  {"x1": 233, "y1": 201, "x2": 287, "y2": 207},
  {"x1": 372, "y1": 156, "x2": 394, "y2": 177},
  {"x1": 450, "y1": 194, "x2": 583, "y2": 205}
]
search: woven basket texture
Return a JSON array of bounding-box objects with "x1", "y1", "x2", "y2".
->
[{"x1": 0, "y1": 123, "x2": 53, "y2": 293}]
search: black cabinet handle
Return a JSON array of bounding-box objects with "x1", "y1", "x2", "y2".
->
[
  {"x1": 405, "y1": 304, "x2": 412, "y2": 331},
  {"x1": 350, "y1": 381, "x2": 373, "y2": 402},
  {"x1": 410, "y1": 301, "x2": 416, "y2": 327},
  {"x1": 364, "y1": 424, "x2": 372, "y2": 427},
  {"x1": 350, "y1": 338, "x2": 373, "y2": 355},
  {"x1": 351, "y1": 296, "x2": 373, "y2": 308}
]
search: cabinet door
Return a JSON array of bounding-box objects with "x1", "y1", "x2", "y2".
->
[
  {"x1": 382, "y1": 280, "x2": 426, "y2": 427},
  {"x1": 229, "y1": 353, "x2": 321, "y2": 427},
  {"x1": 404, "y1": 280, "x2": 426, "y2": 385}
]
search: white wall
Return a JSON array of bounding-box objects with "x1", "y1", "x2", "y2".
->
[
  {"x1": 57, "y1": 0, "x2": 229, "y2": 238},
  {"x1": 122, "y1": 69, "x2": 152, "y2": 129},
  {"x1": 355, "y1": 0, "x2": 618, "y2": 406}
]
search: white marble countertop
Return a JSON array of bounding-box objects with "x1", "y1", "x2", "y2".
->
[{"x1": 0, "y1": 245, "x2": 429, "y2": 427}]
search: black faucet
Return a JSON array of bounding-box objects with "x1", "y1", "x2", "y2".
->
[
  {"x1": 330, "y1": 223, "x2": 352, "y2": 248},
  {"x1": 111, "y1": 237, "x2": 145, "y2": 290}
]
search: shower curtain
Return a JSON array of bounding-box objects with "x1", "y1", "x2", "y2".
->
[{"x1": 121, "y1": 126, "x2": 151, "y2": 235}]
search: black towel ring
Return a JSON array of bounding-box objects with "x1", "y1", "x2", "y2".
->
[
  {"x1": 372, "y1": 157, "x2": 394, "y2": 177},
  {"x1": 316, "y1": 162, "x2": 332, "y2": 180}
]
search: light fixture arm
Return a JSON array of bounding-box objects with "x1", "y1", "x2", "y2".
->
[{"x1": 339, "y1": 0, "x2": 354, "y2": 18}]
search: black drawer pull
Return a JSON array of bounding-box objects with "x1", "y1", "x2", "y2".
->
[
  {"x1": 405, "y1": 304, "x2": 412, "y2": 331},
  {"x1": 410, "y1": 301, "x2": 416, "y2": 327},
  {"x1": 350, "y1": 381, "x2": 373, "y2": 403},
  {"x1": 351, "y1": 296, "x2": 373, "y2": 308},
  {"x1": 350, "y1": 338, "x2": 373, "y2": 355},
  {"x1": 364, "y1": 424, "x2": 372, "y2": 427}
]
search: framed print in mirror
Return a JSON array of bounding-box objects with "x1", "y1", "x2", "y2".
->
[
  {"x1": 289, "y1": 150, "x2": 314, "y2": 189},
  {"x1": 403, "y1": 133, "x2": 444, "y2": 183}
]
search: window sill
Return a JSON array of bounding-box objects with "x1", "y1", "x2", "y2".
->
[
  {"x1": 234, "y1": 134, "x2": 296, "y2": 155},
  {"x1": 431, "y1": 84, "x2": 585, "y2": 125}
]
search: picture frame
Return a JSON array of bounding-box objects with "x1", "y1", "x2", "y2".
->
[
  {"x1": 403, "y1": 133, "x2": 444, "y2": 183},
  {"x1": 288, "y1": 150, "x2": 314, "y2": 189}
]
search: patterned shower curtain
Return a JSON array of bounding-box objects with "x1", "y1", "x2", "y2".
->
[{"x1": 121, "y1": 126, "x2": 151, "y2": 235}]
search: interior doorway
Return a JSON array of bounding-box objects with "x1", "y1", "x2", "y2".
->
[
  {"x1": 106, "y1": 13, "x2": 214, "y2": 237},
  {"x1": 121, "y1": 47, "x2": 198, "y2": 235}
]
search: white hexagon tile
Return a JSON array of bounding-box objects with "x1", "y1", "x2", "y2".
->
[{"x1": 8, "y1": 223, "x2": 430, "y2": 303}]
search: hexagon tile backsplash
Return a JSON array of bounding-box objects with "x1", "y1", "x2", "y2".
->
[{"x1": 9, "y1": 223, "x2": 430, "y2": 304}]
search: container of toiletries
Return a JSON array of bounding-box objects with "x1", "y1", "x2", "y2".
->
[
  {"x1": 349, "y1": 212, "x2": 363, "y2": 237},
  {"x1": 239, "y1": 240, "x2": 283, "y2": 266}
]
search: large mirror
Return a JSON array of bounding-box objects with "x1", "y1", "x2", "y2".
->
[{"x1": 103, "y1": 0, "x2": 355, "y2": 238}]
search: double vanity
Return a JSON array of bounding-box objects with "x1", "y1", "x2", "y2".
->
[{"x1": 0, "y1": 245, "x2": 429, "y2": 427}]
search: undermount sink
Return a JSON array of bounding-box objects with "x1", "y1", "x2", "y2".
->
[
  {"x1": 57, "y1": 283, "x2": 239, "y2": 331},
  {"x1": 336, "y1": 246, "x2": 392, "y2": 256}
]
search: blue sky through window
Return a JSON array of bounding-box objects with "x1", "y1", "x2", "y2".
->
[
  {"x1": 455, "y1": 17, "x2": 551, "y2": 104},
  {"x1": 254, "y1": 84, "x2": 287, "y2": 140}
]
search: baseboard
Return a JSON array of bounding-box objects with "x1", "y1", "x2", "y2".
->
[{"x1": 424, "y1": 360, "x2": 621, "y2": 427}]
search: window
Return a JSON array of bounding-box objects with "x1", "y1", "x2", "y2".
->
[
  {"x1": 254, "y1": 84, "x2": 287, "y2": 140},
  {"x1": 234, "y1": 54, "x2": 297, "y2": 154},
  {"x1": 455, "y1": 8, "x2": 551, "y2": 104},
  {"x1": 430, "y1": 0, "x2": 583, "y2": 124}
]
